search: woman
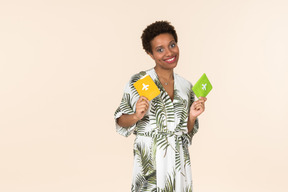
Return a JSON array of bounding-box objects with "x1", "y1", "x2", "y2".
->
[{"x1": 114, "y1": 21, "x2": 207, "y2": 192}]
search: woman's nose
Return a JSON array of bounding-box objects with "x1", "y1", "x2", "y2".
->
[{"x1": 165, "y1": 48, "x2": 173, "y2": 56}]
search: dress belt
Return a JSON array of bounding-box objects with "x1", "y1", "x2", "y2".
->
[{"x1": 135, "y1": 130, "x2": 191, "y2": 146}]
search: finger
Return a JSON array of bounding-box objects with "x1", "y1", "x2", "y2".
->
[
  {"x1": 139, "y1": 108, "x2": 147, "y2": 114},
  {"x1": 197, "y1": 102, "x2": 205, "y2": 108},
  {"x1": 137, "y1": 103, "x2": 149, "y2": 111},
  {"x1": 137, "y1": 101, "x2": 149, "y2": 108},
  {"x1": 137, "y1": 106, "x2": 148, "y2": 113},
  {"x1": 194, "y1": 103, "x2": 205, "y2": 110},
  {"x1": 197, "y1": 99, "x2": 206, "y2": 104},
  {"x1": 141, "y1": 100, "x2": 150, "y2": 107},
  {"x1": 192, "y1": 100, "x2": 204, "y2": 107},
  {"x1": 199, "y1": 97, "x2": 207, "y2": 102},
  {"x1": 137, "y1": 99, "x2": 149, "y2": 108},
  {"x1": 139, "y1": 96, "x2": 149, "y2": 103},
  {"x1": 194, "y1": 106, "x2": 202, "y2": 111}
]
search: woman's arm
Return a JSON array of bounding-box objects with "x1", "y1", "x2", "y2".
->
[
  {"x1": 187, "y1": 97, "x2": 207, "y2": 133},
  {"x1": 117, "y1": 113, "x2": 140, "y2": 128},
  {"x1": 187, "y1": 116, "x2": 197, "y2": 133},
  {"x1": 116, "y1": 96, "x2": 150, "y2": 128}
]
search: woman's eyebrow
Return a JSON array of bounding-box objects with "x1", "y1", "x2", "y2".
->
[
  {"x1": 169, "y1": 40, "x2": 175, "y2": 44},
  {"x1": 154, "y1": 39, "x2": 175, "y2": 50},
  {"x1": 155, "y1": 40, "x2": 175, "y2": 49},
  {"x1": 155, "y1": 45, "x2": 163, "y2": 49}
]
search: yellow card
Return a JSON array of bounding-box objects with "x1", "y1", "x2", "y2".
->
[{"x1": 133, "y1": 75, "x2": 160, "y2": 101}]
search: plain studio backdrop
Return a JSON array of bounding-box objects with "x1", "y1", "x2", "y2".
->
[{"x1": 0, "y1": 0, "x2": 287, "y2": 191}]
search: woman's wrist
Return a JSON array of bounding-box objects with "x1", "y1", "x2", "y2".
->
[
  {"x1": 189, "y1": 114, "x2": 197, "y2": 122},
  {"x1": 133, "y1": 113, "x2": 140, "y2": 122}
]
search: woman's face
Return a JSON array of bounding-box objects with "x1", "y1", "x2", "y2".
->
[{"x1": 149, "y1": 33, "x2": 179, "y2": 71}]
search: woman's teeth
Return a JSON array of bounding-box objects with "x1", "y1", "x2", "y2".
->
[{"x1": 166, "y1": 57, "x2": 175, "y2": 62}]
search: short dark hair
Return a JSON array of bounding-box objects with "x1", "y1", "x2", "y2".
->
[{"x1": 141, "y1": 21, "x2": 178, "y2": 54}]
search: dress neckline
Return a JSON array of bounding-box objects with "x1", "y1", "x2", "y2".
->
[{"x1": 151, "y1": 68, "x2": 176, "y2": 102}]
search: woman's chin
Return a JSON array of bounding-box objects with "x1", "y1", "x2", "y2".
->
[{"x1": 165, "y1": 62, "x2": 177, "y2": 69}]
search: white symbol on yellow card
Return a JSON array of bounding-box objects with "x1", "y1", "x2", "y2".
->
[
  {"x1": 142, "y1": 83, "x2": 149, "y2": 91},
  {"x1": 202, "y1": 83, "x2": 207, "y2": 90}
]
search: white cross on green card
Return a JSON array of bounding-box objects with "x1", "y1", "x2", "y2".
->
[{"x1": 192, "y1": 73, "x2": 213, "y2": 98}]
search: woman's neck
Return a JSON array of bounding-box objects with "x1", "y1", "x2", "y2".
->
[{"x1": 154, "y1": 66, "x2": 174, "y2": 81}]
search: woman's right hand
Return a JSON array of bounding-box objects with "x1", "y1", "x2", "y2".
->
[{"x1": 135, "y1": 96, "x2": 150, "y2": 120}]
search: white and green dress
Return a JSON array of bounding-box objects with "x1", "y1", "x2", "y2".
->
[{"x1": 114, "y1": 68, "x2": 199, "y2": 192}]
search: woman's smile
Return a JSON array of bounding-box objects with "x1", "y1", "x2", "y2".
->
[{"x1": 164, "y1": 56, "x2": 177, "y2": 64}]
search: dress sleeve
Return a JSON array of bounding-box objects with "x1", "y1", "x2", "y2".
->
[
  {"x1": 114, "y1": 82, "x2": 137, "y2": 137},
  {"x1": 188, "y1": 84, "x2": 199, "y2": 143}
]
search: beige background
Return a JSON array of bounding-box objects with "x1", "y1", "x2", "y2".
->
[{"x1": 1, "y1": 0, "x2": 288, "y2": 191}]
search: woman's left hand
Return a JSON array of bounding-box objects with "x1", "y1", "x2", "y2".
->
[{"x1": 189, "y1": 97, "x2": 207, "y2": 119}]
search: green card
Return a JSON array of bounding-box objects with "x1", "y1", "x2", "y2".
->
[{"x1": 192, "y1": 73, "x2": 213, "y2": 98}]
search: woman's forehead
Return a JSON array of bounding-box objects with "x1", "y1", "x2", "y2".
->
[{"x1": 151, "y1": 33, "x2": 175, "y2": 47}]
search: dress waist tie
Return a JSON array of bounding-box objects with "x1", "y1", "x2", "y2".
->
[{"x1": 136, "y1": 130, "x2": 191, "y2": 146}]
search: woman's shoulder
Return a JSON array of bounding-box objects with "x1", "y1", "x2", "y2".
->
[
  {"x1": 174, "y1": 73, "x2": 192, "y2": 87},
  {"x1": 127, "y1": 68, "x2": 154, "y2": 84},
  {"x1": 122, "y1": 70, "x2": 149, "y2": 94}
]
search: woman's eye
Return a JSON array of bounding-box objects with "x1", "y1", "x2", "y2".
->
[
  {"x1": 157, "y1": 48, "x2": 164, "y2": 53},
  {"x1": 170, "y1": 43, "x2": 176, "y2": 48}
]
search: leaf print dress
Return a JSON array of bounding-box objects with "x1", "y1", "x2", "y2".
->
[{"x1": 114, "y1": 68, "x2": 199, "y2": 192}]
